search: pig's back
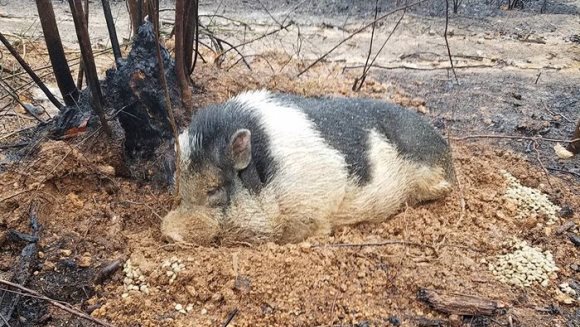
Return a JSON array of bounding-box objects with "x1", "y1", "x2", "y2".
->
[{"x1": 272, "y1": 93, "x2": 455, "y2": 185}]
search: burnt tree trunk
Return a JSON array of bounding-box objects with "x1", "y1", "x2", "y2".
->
[
  {"x1": 183, "y1": 0, "x2": 198, "y2": 75},
  {"x1": 174, "y1": 0, "x2": 194, "y2": 111},
  {"x1": 50, "y1": 22, "x2": 185, "y2": 185},
  {"x1": 69, "y1": 0, "x2": 111, "y2": 136},
  {"x1": 101, "y1": 0, "x2": 123, "y2": 65},
  {"x1": 35, "y1": 0, "x2": 79, "y2": 106}
]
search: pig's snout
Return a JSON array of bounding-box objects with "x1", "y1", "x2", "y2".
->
[{"x1": 160, "y1": 206, "x2": 220, "y2": 246}]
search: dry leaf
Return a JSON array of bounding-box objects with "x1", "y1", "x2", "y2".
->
[{"x1": 554, "y1": 143, "x2": 574, "y2": 159}]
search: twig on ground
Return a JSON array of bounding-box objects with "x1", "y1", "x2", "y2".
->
[
  {"x1": 444, "y1": 0, "x2": 458, "y2": 84},
  {"x1": 343, "y1": 63, "x2": 495, "y2": 72},
  {"x1": 451, "y1": 134, "x2": 579, "y2": 143},
  {"x1": 0, "y1": 32, "x2": 63, "y2": 109},
  {"x1": 541, "y1": 100, "x2": 572, "y2": 123},
  {"x1": 298, "y1": 0, "x2": 428, "y2": 77},
  {"x1": 547, "y1": 167, "x2": 580, "y2": 178},
  {"x1": 532, "y1": 140, "x2": 553, "y2": 190},
  {"x1": 94, "y1": 259, "x2": 123, "y2": 285},
  {"x1": 221, "y1": 308, "x2": 239, "y2": 327},
  {"x1": 0, "y1": 80, "x2": 45, "y2": 123},
  {"x1": 313, "y1": 240, "x2": 437, "y2": 255},
  {"x1": 0, "y1": 280, "x2": 113, "y2": 327},
  {"x1": 534, "y1": 71, "x2": 542, "y2": 84}
]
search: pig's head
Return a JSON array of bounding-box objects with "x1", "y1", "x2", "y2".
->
[{"x1": 161, "y1": 114, "x2": 257, "y2": 245}]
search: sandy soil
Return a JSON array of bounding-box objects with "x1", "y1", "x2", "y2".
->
[{"x1": 0, "y1": 1, "x2": 579, "y2": 326}]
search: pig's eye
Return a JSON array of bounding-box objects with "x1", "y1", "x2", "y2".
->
[{"x1": 207, "y1": 187, "x2": 227, "y2": 207}]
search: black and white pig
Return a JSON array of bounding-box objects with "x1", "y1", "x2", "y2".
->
[{"x1": 161, "y1": 90, "x2": 455, "y2": 245}]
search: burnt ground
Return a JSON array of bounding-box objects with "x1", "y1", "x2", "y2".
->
[{"x1": 0, "y1": 0, "x2": 579, "y2": 326}]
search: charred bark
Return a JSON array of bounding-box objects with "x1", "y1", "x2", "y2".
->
[
  {"x1": 35, "y1": 0, "x2": 79, "y2": 106},
  {"x1": 102, "y1": 0, "x2": 123, "y2": 65},
  {"x1": 76, "y1": 0, "x2": 89, "y2": 89},
  {"x1": 183, "y1": 0, "x2": 199, "y2": 75},
  {"x1": 174, "y1": 0, "x2": 194, "y2": 111},
  {"x1": 127, "y1": 0, "x2": 145, "y2": 36},
  {"x1": 47, "y1": 21, "x2": 183, "y2": 186},
  {"x1": 68, "y1": 0, "x2": 111, "y2": 136},
  {"x1": 417, "y1": 288, "x2": 508, "y2": 317}
]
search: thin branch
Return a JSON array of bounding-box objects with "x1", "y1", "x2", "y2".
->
[
  {"x1": 313, "y1": 240, "x2": 437, "y2": 254},
  {"x1": 0, "y1": 80, "x2": 45, "y2": 123},
  {"x1": 214, "y1": 21, "x2": 293, "y2": 63},
  {"x1": 68, "y1": 0, "x2": 112, "y2": 136},
  {"x1": 0, "y1": 31, "x2": 63, "y2": 109},
  {"x1": 451, "y1": 134, "x2": 579, "y2": 143},
  {"x1": 0, "y1": 280, "x2": 113, "y2": 327},
  {"x1": 297, "y1": 0, "x2": 428, "y2": 77},
  {"x1": 101, "y1": 0, "x2": 123, "y2": 65},
  {"x1": 221, "y1": 308, "x2": 239, "y2": 327},
  {"x1": 352, "y1": 0, "x2": 379, "y2": 91},
  {"x1": 444, "y1": 0, "x2": 459, "y2": 84},
  {"x1": 541, "y1": 100, "x2": 572, "y2": 123},
  {"x1": 148, "y1": 4, "x2": 181, "y2": 208},
  {"x1": 354, "y1": 3, "x2": 407, "y2": 91},
  {"x1": 532, "y1": 140, "x2": 553, "y2": 189},
  {"x1": 343, "y1": 63, "x2": 495, "y2": 72}
]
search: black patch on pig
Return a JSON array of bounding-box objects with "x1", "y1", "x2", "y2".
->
[
  {"x1": 186, "y1": 101, "x2": 277, "y2": 197},
  {"x1": 274, "y1": 93, "x2": 454, "y2": 185}
]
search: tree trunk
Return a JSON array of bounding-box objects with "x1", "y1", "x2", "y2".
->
[
  {"x1": 35, "y1": 0, "x2": 79, "y2": 106},
  {"x1": 174, "y1": 0, "x2": 193, "y2": 111}
]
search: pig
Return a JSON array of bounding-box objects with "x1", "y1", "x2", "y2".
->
[{"x1": 161, "y1": 90, "x2": 455, "y2": 245}]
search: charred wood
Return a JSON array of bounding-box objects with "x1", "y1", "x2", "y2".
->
[
  {"x1": 68, "y1": 0, "x2": 112, "y2": 136},
  {"x1": 101, "y1": 0, "x2": 123, "y2": 65},
  {"x1": 35, "y1": 0, "x2": 79, "y2": 106},
  {"x1": 417, "y1": 288, "x2": 508, "y2": 316}
]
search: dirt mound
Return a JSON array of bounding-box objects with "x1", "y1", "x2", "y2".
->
[{"x1": 1, "y1": 127, "x2": 578, "y2": 326}]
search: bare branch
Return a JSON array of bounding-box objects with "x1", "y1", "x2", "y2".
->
[
  {"x1": 297, "y1": 0, "x2": 428, "y2": 77},
  {"x1": 68, "y1": 0, "x2": 112, "y2": 136},
  {"x1": 148, "y1": 3, "x2": 182, "y2": 207},
  {"x1": 0, "y1": 279, "x2": 113, "y2": 327},
  {"x1": 444, "y1": 0, "x2": 459, "y2": 84},
  {"x1": 0, "y1": 32, "x2": 64, "y2": 110}
]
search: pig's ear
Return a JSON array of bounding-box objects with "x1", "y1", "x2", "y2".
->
[{"x1": 229, "y1": 129, "x2": 252, "y2": 170}]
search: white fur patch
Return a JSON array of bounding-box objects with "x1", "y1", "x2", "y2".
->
[
  {"x1": 178, "y1": 129, "x2": 191, "y2": 165},
  {"x1": 232, "y1": 90, "x2": 350, "y2": 240}
]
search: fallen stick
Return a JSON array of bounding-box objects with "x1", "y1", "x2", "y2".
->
[
  {"x1": 313, "y1": 240, "x2": 437, "y2": 255},
  {"x1": 0, "y1": 280, "x2": 114, "y2": 327},
  {"x1": 417, "y1": 288, "x2": 507, "y2": 316}
]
